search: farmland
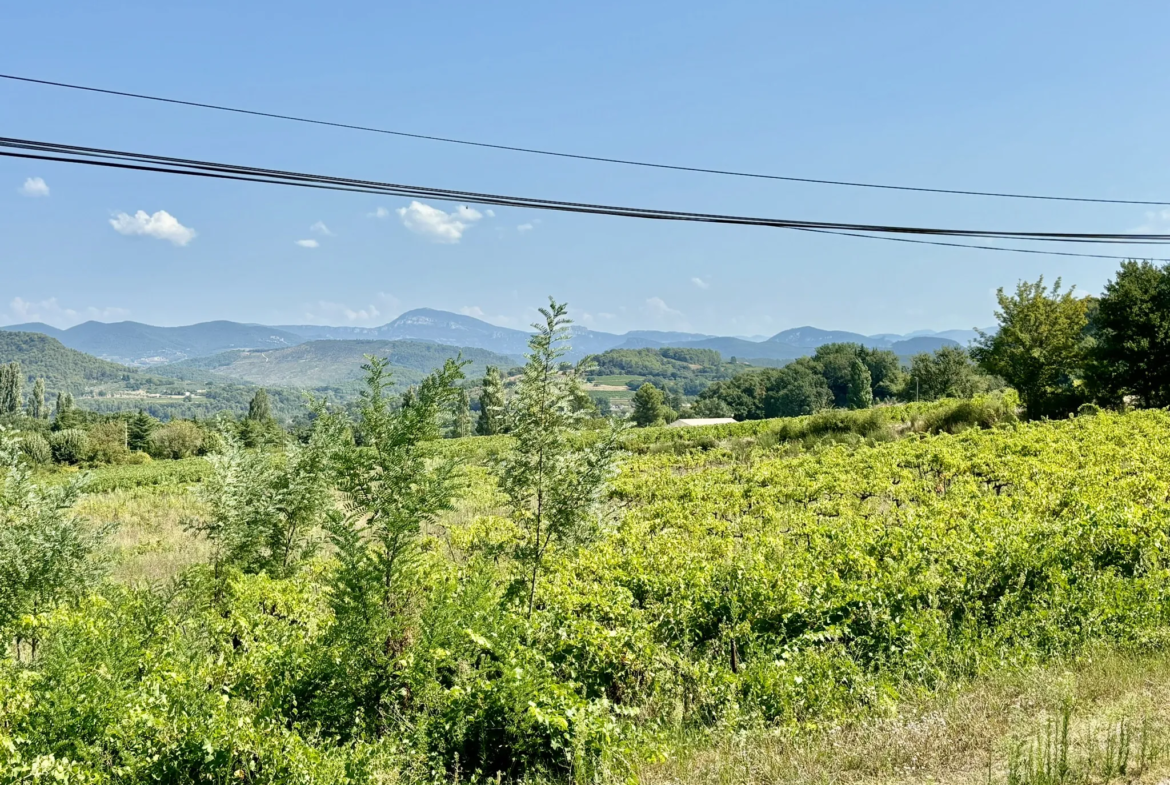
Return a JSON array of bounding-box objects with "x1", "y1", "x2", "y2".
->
[{"x1": 6, "y1": 402, "x2": 1169, "y2": 782}]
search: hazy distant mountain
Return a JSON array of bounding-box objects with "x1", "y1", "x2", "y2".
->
[
  {"x1": 2, "y1": 308, "x2": 985, "y2": 368},
  {"x1": 769, "y1": 327, "x2": 888, "y2": 349},
  {"x1": 174, "y1": 339, "x2": 521, "y2": 390},
  {"x1": 888, "y1": 336, "x2": 961, "y2": 355},
  {"x1": 1, "y1": 320, "x2": 304, "y2": 366}
]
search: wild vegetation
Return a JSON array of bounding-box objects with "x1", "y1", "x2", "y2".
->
[{"x1": 5, "y1": 262, "x2": 1170, "y2": 783}]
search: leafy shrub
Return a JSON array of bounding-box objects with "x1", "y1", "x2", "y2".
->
[
  {"x1": 916, "y1": 390, "x2": 1019, "y2": 434},
  {"x1": 1077, "y1": 402, "x2": 1101, "y2": 417},
  {"x1": 86, "y1": 420, "x2": 130, "y2": 464},
  {"x1": 49, "y1": 428, "x2": 89, "y2": 464},
  {"x1": 147, "y1": 420, "x2": 204, "y2": 459},
  {"x1": 18, "y1": 432, "x2": 51, "y2": 464}
]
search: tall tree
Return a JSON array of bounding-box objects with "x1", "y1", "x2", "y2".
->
[
  {"x1": 631, "y1": 382, "x2": 670, "y2": 427},
  {"x1": 846, "y1": 358, "x2": 873, "y2": 409},
  {"x1": 476, "y1": 366, "x2": 506, "y2": 436},
  {"x1": 1087, "y1": 260, "x2": 1170, "y2": 407},
  {"x1": 247, "y1": 388, "x2": 273, "y2": 422},
  {"x1": 454, "y1": 387, "x2": 472, "y2": 438},
  {"x1": 0, "y1": 362, "x2": 21, "y2": 416},
  {"x1": 971, "y1": 277, "x2": 1090, "y2": 419},
  {"x1": 907, "y1": 346, "x2": 981, "y2": 401},
  {"x1": 127, "y1": 410, "x2": 157, "y2": 452},
  {"x1": 500, "y1": 300, "x2": 622, "y2": 621},
  {"x1": 27, "y1": 378, "x2": 46, "y2": 419},
  {"x1": 329, "y1": 356, "x2": 466, "y2": 630}
]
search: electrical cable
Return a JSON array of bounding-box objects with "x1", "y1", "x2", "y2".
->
[
  {"x1": 2, "y1": 136, "x2": 1169, "y2": 248},
  {"x1": 3, "y1": 72, "x2": 1167, "y2": 207}
]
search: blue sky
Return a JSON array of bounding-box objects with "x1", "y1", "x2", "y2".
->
[{"x1": 3, "y1": 0, "x2": 1170, "y2": 337}]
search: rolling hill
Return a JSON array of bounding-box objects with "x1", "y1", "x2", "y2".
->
[
  {"x1": 1, "y1": 320, "x2": 305, "y2": 366},
  {"x1": 168, "y1": 340, "x2": 523, "y2": 390}
]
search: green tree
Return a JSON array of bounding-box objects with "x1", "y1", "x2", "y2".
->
[
  {"x1": 846, "y1": 358, "x2": 873, "y2": 409},
  {"x1": 127, "y1": 410, "x2": 157, "y2": 452},
  {"x1": 500, "y1": 299, "x2": 622, "y2": 621},
  {"x1": 328, "y1": 356, "x2": 466, "y2": 629},
  {"x1": 0, "y1": 430, "x2": 106, "y2": 660},
  {"x1": 631, "y1": 382, "x2": 671, "y2": 427},
  {"x1": 971, "y1": 277, "x2": 1090, "y2": 418},
  {"x1": 763, "y1": 359, "x2": 834, "y2": 418},
  {"x1": 147, "y1": 420, "x2": 204, "y2": 459},
  {"x1": 0, "y1": 362, "x2": 22, "y2": 416},
  {"x1": 27, "y1": 378, "x2": 46, "y2": 419},
  {"x1": 1087, "y1": 260, "x2": 1170, "y2": 407},
  {"x1": 454, "y1": 387, "x2": 472, "y2": 438},
  {"x1": 907, "y1": 346, "x2": 981, "y2": 401},
  {"x1": 247, "y1": 388, "x2": 273, "y2": 422},
  {"x1": 190, "y1": 410, "x2": 343, "y2": 581},
  {"x1": 476, "y1": 366, "x2": 506, "y2": 436}
]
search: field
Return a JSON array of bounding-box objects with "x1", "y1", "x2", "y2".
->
[{"x1": 18, "y1": 402, "x2": 1169, "y2": 782}]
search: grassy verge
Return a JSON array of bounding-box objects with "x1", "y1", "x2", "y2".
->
[{"x1": 634, "y1": 648, "x2": 1170, "y2": 785}]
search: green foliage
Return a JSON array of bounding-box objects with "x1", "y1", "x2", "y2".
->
[
  {"x1": 972, "y1": 277, "x2": 1090, "y2": 419},
  {"x1": 1087, "y1": 260, "x2": 1170, "y2": 407},
  {"x1": 846, "y1": 357, "x2": 873, "y2": 409},
  {"x1": 907, "y1": 345, "x2": 984, "y2": 401},
  {"x1": 586, "y1": 346, "x2": 738, "y2": 396},
  {"x1": 85, "y1": 420, "x2": 130, "y2": 465},
  {"x1": 146, "y1": 420, "x2": 205, "y2": 459},
  {"x1": 190, "y1": 415, "x2": 342, "y2": 579},
  {"x1": 126, "y1": 410, "x2": 156, "y2": 452},
  {"x1": 18, "y1": 432, "x2": 51, "y2": 465},
  {"x1": 0, "y1": 361, "x2": 22, "y2": 415},
  {"x1": 500, "y1": 299, "x2": 623, "y2": 620},
  {"x1": 27, "y1": 377, "x2": 46, "y2": 419},
  {"x1": 246, "y1": 387, "x2": 273, "y2": 422},
  {"x1": 49, "y1": 428, "x2": 89, "y2": 464},
  {"x1": 631, "y1": 381, "x2": 672, "y2": 427},
  {"x1": 329, "y1": 355, "x2": 466, "y2": 629},
  {"x1": 0, "y1": 429, "x2": 104, "y2": 660},
  {"x1": 477, "y1": 365, "x2": 506, "y2": 436}
]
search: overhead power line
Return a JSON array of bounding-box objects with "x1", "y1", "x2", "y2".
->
[
  {"x1": 1, "y1": 135, "x2": 1167, "y2": 263},
  {"x1": 3, "y1": 71, "x2": 1168, "y2": 207}
]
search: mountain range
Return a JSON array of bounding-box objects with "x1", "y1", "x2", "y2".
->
[{"x1": 2, "y1": 308, "x2": 989, "y2": 367}]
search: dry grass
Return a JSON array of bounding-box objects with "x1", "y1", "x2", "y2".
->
[
  {"x1": 75, "y1": 487, "x2": 211, "y2": 585},
  {"x1": 632, "y1": 650, "x2": 1170, "y2": 785}
]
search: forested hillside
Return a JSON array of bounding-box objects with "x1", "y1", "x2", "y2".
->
[{"x1": 169, "y1": 339, "x2": 521, "y2": 390}]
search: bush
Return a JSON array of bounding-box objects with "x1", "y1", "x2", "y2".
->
[
  {"x1": 147, "y1": 420, "x2": 205, "y2": 459},
  {"x1": 19, "y1": 432, "x2": 51, "y2": 465},
  {"x1": 50, "y1": 428, "x2": 89, "y2": 464},
  {"x1": 916, "y1": 391, "x2": 1019, "y2": 434},
  {"x1": 86, "y1": 420, "x2": 130, "y2": 464},
  {"x1": 1077, "y1": 402, "x2": 1101, "y2": 417}
]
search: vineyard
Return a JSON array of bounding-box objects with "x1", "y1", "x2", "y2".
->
[{"x1": 4, "y1": 402, "x2": 1170, "y2": 782}]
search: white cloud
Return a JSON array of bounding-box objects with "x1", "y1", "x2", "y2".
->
[
  {"x1": 691, "y1": 276, "x2": 710, "y2": 289},
  {"x1": 1134, "y1": 209, "x2": 1170, "y2": 233},
  {"x1": 295, "y1": 239, "x2": 320, "y2": 248},
  {"x1": 109, "y1": 210, "x2": 196, "y2": 246},
  {"x1": 517, "y1": 223, "x2": 535, "y2": 233},
  {"x1": 645, "y1": 296, "x2": 683, "y2": 318},
  {"x1": 396, "y1": 201, "x2": 483, "y2": 243},
  {"x1": 19, "y1": 177, "x2": 49, "y2": 197},
  {"x1": 310, "y1": 221, "x2": 333, "y2": 236},
  {"x1": 485, "y1": 209, "x2": 496, "y2": 218},
  {"x1": 6, "y1": 296, "x2": 129, "y2": 328},
  {"x1": 368, "y1": 206, "x2": 391, "y2": 219},
  {"x1": 459, "y1": 306, "x2": 485, "y2": 318},
  {"x1": 302, "y1": 292, "x2": 398, "y2": 326}
]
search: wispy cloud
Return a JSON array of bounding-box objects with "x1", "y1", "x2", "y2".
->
[
  {"x1": 368, "y1": 206, "x2": 391, "y2": 219},
  {"x1": 691, "y1": 276, "x2": 710, "y2": 289},
  {"x1": 645, "y1": 296, "x2": 683, "y2": 318},
  {"x1": 459, "y1": 306, "x2": 485, "y2": 317},
  {"x1": 5, "y1": 296, "x2": 129, "y2": 328},
  {"x1": 517, "y1": 223, "x2": 535, "y2": 233},
  {"x1": 18, "y1": 177, "x2": 49, "y2": 197},
  {"x1": 295, "y1": 239, "x2": 319, "y2": 248},
  {"x1": 310, "y1": 221, "x2": 333, "y2": 236},
  {"x1": 397, "y1": 201, "x2": 483, "y2": 243},
  {"x1": 302, "y1": 292, "x2": 398, "y2": 326},
  {"x1": 109, "y1": 210, "x2": 196, "y2": 246},
  {"x1": 1134, "y1": 209, "x2": 1170, "y2": 233}
]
